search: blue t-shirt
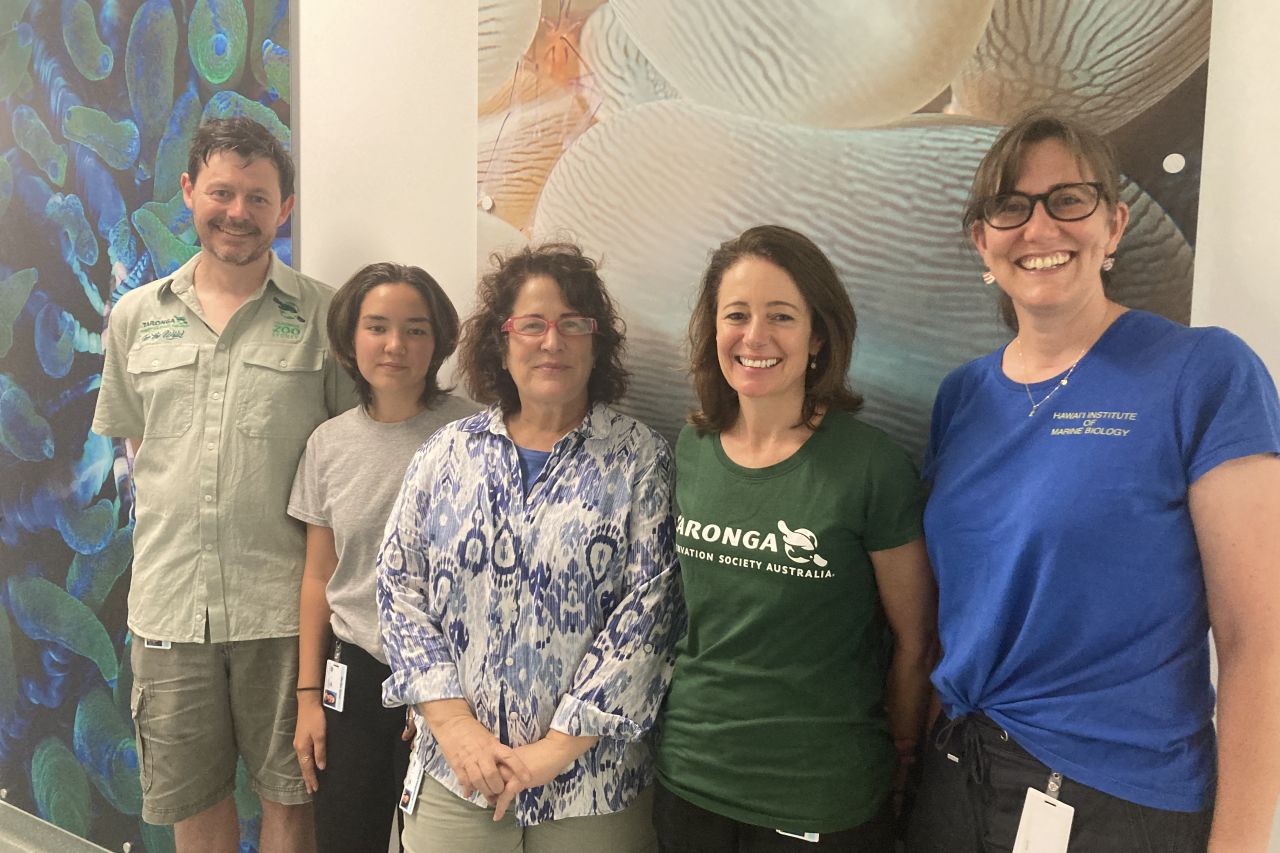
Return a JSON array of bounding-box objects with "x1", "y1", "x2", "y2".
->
[
  {"x1": 515, "y1": 445, "x2": 552, "y2": 496},
  {"x1": 923, "y1": 309, "x2": 1280, "y2": 811}
]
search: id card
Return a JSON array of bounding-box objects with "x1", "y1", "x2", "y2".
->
[
  {"x1": 1012, "y1": 787, "x2": 1074, "y2": 852},
  {"x1": 776, "y1": 830, "x2": 820, "y2": 843},
  {"x1": 322, "y1": 659, "x2": 347, "y2": 712},
  {"x1": 143, "y1": 638, "x2": 171, "y2": 650},
  {"x1": 399, "y1": 753, "x2": 424, "y2": 815}
]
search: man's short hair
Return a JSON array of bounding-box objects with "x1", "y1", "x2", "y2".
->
[{"x1": 187, "y1": 117, "x2": 295, "y2": 199}]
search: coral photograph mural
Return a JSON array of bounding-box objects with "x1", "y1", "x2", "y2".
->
[
  {"x1": 477, "y1": 0, "x2": 1211, "y2": 455},
  {"x1": 0, "y1": 1, "x2": 290, "y2": 850}
]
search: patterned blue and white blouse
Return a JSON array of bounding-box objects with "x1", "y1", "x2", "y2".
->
[{"x1": 377, "y1": 403, "x2": 683, "y2": 826}]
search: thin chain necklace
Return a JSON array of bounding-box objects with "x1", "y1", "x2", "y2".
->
[{"x1": 1014, "y1": 338, "x2": 1086, "y2": 417}]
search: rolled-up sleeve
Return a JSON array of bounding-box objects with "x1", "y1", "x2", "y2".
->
[
  {"x1": 377, "y1": 440, "x2": 465, "y2": 708},
  {"x1": 389, "y1": 406, "x2": 686, "y2": 824},
  {"x1": 551, "y1": 444, "x2": 685, "y2": 741}
]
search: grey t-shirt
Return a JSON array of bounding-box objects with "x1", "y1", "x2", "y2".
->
[{"x1": 288, "y1": 394, "x2": 478, "y2": 662}]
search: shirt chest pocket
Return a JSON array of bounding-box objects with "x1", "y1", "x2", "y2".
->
[
  {"x1": 126, "y1": 346, "x2": 199, "y2": 438},
  {"x1": 235, "y1": 344, "x2": 327, "y2": 438}
]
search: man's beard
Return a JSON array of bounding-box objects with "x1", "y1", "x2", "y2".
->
[{"x1": 201, "y1": 216, "x2": 272, "y2": 266}]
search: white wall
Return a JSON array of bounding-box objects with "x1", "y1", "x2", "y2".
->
[
  {"x1": 1194, "y1": 1, "x2": 1280, "y2": 377},
  {"x1": 1196, "y1": 6, "x2": 1280, "y2": 847},
  {"x1": 297, "y1": 3, "x2": 1279, "y2": 847},
  {"x1": 295, "y1": 1, "x2": 477, "y2": 308}
]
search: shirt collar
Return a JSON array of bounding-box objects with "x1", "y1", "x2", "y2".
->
[
  {"x1": 155, "y1": 253, "x2": 199, "y2": 299},
  {"x1": 157, "y1": 251, "x2": 297, "y2": 300},
  {"x1": 264, "y1": 253, "x2": 301, "y2": 298},
  {"x1": 465, "y1": 402, "x2": 613, "y2": 446}
]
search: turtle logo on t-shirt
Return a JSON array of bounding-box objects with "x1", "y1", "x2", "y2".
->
[{"x1": 777, "y1": 520, "x2": 828, "y2": 567}]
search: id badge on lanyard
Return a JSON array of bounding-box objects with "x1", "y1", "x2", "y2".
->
[
  {"x1": 1012, "y1": 771, "x2": 1074, "y2": 852},
  {"x1": 322, "y1": 640, "x2": 348, "y2": 712},
  {"x1": 399, "y1": 726, "x2": 426, "y2": 815}
]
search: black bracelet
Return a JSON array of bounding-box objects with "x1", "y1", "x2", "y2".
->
[{"x1": 296, "y1": 686, "x2": 323, "y2": 692}]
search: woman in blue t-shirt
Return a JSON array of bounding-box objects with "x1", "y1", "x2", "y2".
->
[{"x1": 908, "y1": 113, "x2": 1280, "y2": 852}]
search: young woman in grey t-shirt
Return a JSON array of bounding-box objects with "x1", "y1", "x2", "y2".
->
[{"x1": 287, "y1": 262, "x2": 476, "y2": 852}]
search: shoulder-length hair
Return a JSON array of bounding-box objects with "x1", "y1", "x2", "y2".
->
[
  {"x1": 456, "y1": 243, "x2": 628, "y2": 413},
  {"x1": 327, "y1": 262, "x2": 460, "y2": 409},
  {"x1": 688, "y1": 224, "x2": 862, "y2": 434}
]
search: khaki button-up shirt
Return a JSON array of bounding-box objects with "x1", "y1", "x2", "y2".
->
[{"x1": 92, "y1": 253, "x2": 356, "y2": 643}]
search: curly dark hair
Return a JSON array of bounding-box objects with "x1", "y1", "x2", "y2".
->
[
  {"x1": 457, "y1": 243, "x2": 628, "y2": 413},
  {"x1": 187, "y1": 117, "x2": 294, "y2": 199},
  {"x1": 327, "y1": 262, "x2": 460, "y2": 409},
  {"x1": 689, "y1": 224, "x2": 862, "y2": 434}
]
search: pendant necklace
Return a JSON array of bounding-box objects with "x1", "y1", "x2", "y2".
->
[{"x1": 1014, "y1": 338, "x2": 1086, "y2": 417}]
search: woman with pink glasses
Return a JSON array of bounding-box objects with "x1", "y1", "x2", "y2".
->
[{"x1": 376, "y1": 243, "x2": 683, "y2": 853}]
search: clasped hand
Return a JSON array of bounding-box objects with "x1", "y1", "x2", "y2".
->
[
  {"x1": 432, "y1": 713, "x2": 533, "y2": 805},
  {"x1": 430, "y1": 710, "x2": 592, "y2": 821}
]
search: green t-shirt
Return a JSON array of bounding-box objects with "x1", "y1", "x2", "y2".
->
[{"x1": 656, "y1": 411, "x2": 923, "y2": 833}]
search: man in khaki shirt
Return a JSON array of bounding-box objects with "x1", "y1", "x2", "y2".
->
[{"x1": 93, "y1": 118, "x2": 354, "y2": 853}]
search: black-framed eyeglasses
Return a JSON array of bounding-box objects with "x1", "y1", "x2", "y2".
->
[
  {"x1": 500, "y1": 315, "x2": 598, "y2": 336},
  {"x1": 980, "y1": 182, "x2": 1105, "y2": 230}
]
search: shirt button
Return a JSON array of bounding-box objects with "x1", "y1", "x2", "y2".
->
[
  {"x1": 206, "y1": 443, "x2": 215, "y2": 452},
  {"x1": 204, "y1": 544, "x2": 213, "y2": 552},
  {"x1": 279, "y1": 359, "x2": 288, "y2": 368},
  {"x1": 204, "y1": 494, "x2": 213, "y2": 503},
  {"x1": 211, "y1": 392, "x2": 221, "y2": 400},
  {"x1": 505, "y1": 657, "x2": 514, "y2": 667},
  {"x1": 150, "y1": 358, "x2": 159, "y2": 366}
]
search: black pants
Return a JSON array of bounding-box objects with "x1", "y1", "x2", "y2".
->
[
  {"x1": 653, "y1": 781, "x2": 895, "y2": 853},
  {"x1": 906, "y1": 714, "x2": 1212, "y2": 853},
  {"x1": 312, "y1": 641, "x2": 413, "y2": 853}
]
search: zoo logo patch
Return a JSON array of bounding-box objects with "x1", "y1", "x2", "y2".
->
[{"x1": 271, "y1": 296, "x2": 304, "y2": 338}]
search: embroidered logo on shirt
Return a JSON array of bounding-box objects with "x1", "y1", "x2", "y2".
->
[
  {"x1": 139, "y1": 315, "x2": 188, "y2": 341},
  {"x1": 271, "y1": 297, "x2": 305, "y2": 339},
  {"x1": 272, "y1": 295, "x2": 306, "y2": 323},
  {"x1": 272, "y1": 321, "x2": 302, "y2": 339}
]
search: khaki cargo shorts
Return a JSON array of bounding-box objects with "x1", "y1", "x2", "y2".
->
[{"x1": 130, "y1": 635, "x2": 309, "y2": 824}]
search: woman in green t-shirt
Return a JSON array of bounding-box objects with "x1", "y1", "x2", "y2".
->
[{"x1": 653, "y1": 225, "x2": 937, "y2": 852}]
